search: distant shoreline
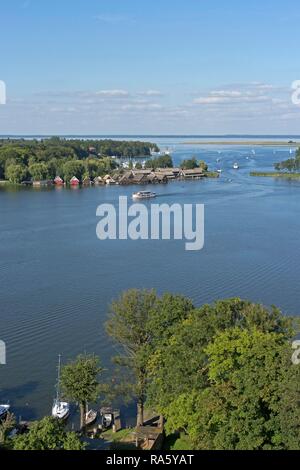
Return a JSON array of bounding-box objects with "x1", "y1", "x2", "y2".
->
[
  {"x1": 182, "y1": 141, "x2": 300, "y2": 147},
  {"x1": 250, "y1": 171, "x2": 300, "y2": 179}
]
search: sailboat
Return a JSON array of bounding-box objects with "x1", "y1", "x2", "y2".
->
[
  {"x1": 52, "y1": 355, "x2": 70, "y2": 420},
  {"x1": 0, "y1": 404, "x2": 10, "y2": 420}
]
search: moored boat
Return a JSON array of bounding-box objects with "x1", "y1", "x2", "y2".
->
[
  {"x1": 85, "y1": 409, "x2": 97, "y2": 426},
  {"x1": 52, "y1": 355, "x2": 70, "y2": 420},
  {"x1": 0, "y1": 404, "x2": 10, "y2": 420}
]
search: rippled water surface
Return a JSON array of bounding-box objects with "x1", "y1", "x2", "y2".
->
[{"x1": 1, "y1": 138, "x2": 300, "y2": 420}]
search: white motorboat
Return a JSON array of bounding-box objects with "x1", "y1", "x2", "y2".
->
[
  {"x1": 132, "y1": 191, "x2": 156, "y2": 200},
  {"x1": 233, "y1": 163, "x2": 239, "y2": 170},
  {"x1": 217, "y1": 169, "x2": 222, "y2": 173},
  {"x1": 52, "y1": 355, "x2": 70, "y2": 420},
  {"x1": 0, "y1": 404, "x2": 10, "y2": 420}
]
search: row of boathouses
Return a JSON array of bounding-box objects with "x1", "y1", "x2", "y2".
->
[{"x1": 21, "y1": 167, "x2": 208, "y2": 187}]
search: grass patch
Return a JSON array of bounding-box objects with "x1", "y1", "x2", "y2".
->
[
  {"x1": 205, "y1": 171, "x2": 220, "y2": 178},
  {"x1": 101, "y1": 427, "x2": 134, "y2": 442},
  {"x1": 250, "y1": 171, "x2": 300, "y2": 179},
  {"x1": 164, "y1": 433, "x2": 193, "y2": 450},
  {"x1": 102, "y1": 428, "x2": 136, "y2": 451}
]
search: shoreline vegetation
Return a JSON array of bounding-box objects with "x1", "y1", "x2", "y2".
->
[
  {"x1": 182, "y1": 140, "x2": 300, "y2": 146},
  {"x1": 250, "y1": 171, "x2": 300, "y2": 179},
  {"x1": 0, "y1": 137, "x2": 218, "y2": 187},
  {"x1": 2, "y1": 290, "x2": 300, "y2": 451}
]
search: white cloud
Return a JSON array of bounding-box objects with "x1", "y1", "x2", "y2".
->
[
  {"x1": 121, "y1": 103, "x2": 163, "y2": 111},
  {"x1": 137, "y1": 90, "x2": 164, "y2": 97},
  {"x1": 96, "y1": 89, "x2": 129, "y2": 97},
  {"x1": 192, "y1": 83, "x2": 279, "y2": 106}
]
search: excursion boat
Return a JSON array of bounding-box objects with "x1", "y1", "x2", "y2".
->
[
  {"x1": 85, "y1": 409, "x2": 98, "y2": 426},
  {"x1": 132, "y1": 191, "x2": 157, "y2": 200},
  {"x1": 233, "y1": 163, "x2": 239, "y2": 170},
  {"x1": 0, "y1": 404, "x2": 10, "y2": 420},
  {"x1": 52, "y1": 355, "x2": 70, "y2": 421}
]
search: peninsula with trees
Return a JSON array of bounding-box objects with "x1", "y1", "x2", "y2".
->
[
  {"x1": 0, "y1": 137, "x2": 217, "y2": 186},
  {"x1": 251, "y1": 147, "x2": 300, "y2": 179}
]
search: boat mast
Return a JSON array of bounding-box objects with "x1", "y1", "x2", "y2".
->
[{"x1": 56, "y1": 354, "x2": 62, "y2": 403}]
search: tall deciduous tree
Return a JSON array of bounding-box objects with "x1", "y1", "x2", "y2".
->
[
  {"x1": 106, "y1": 289, "x2": 194, "y2": 427},
  {"x1": 60, "y1": 354, "x2": 102, "y2": 430},
  {"x1": 146, "y1": 299, "x2": 295, "y2": 439}
]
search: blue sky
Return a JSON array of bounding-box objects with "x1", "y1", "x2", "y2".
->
[{"x1": 0, "y1": 0, "x2": 300, "y2": 134}]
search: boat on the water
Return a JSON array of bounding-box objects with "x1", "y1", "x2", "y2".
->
[
  {"x1": 217, "y1": 169, "x2": 222, "y2": 174},
  {"x1": 0, "y1": 404, "x2": 10, "y2": 420},
  {"x1": 132, "y1": 191, "x2": 157, "y2": 200},
  {"x1": 85, "y1": 409, "x2": 98, "y2": 426},
  {"x1": 233, "y1": 163, "x2": 239, "y2": 170},
  {"x1": 100, "y1": 409, "x2": 113, "y2": 429},
  {"x1": 52, "y1": 355, "x2": 70, "y2": 420}
]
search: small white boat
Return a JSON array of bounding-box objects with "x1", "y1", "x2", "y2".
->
[
  {"x1": 86, "y1": 409, "x2": 98, "y2": 426},
  {"x1": 132, "y1": 191, "x2": 156, "y2": 200},
  {"x1": 101, "y1": 412, "x2": 113, "y2": 429},
  {"x1": 52, "y1": 355, "x2": 70, "y2": 420},
  {"x1": 0, "y1": 404, "x2": 10, "y2": 420},
  {"x1": 217, "y1": 169, "x2": 222, "y2": 173},
  {"x1": 52, "y1": 400, "x2": 70, "y2": 420},
  {"x1": 233, "y1": 163, "x2": 239, "y2": 170}
]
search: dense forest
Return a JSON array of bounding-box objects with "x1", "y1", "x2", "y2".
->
[{"x1": 0, "y1": 137, "x2": 160, "y2": 183}]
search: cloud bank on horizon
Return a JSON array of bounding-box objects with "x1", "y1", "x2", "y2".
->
[{"x1": 0, "y1": 0, "x2": 300, "y2": 134}]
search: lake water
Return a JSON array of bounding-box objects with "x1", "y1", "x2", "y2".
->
[{"x1": 1, "y1": 137, "x2": 300, "y2": 422}]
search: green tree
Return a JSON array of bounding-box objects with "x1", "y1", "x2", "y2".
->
[
  {"x1": 13, "y1": 417, "x2": 85, "y2": 450},
  {"x1": 106, "y1": 289, "x2": 157, "y2": 427},
  {"x1": 147, "y1": 299, "x2": 294, "y2": 430},
  {"x1": 60, "y1": 354, "x2": 102, "y2": 430},
  {"x1": 180, "y1": 157, "x2": 199, "y2": 170},
  {"x1": 145, "y1": 155, "x2": 173, "y2": 169},
  {"x1": 62, "y1": 160, "x2": 85, "y2": 182},
  {"x1": 0, "y1": 413, "x2": 16, "y2": 448},
  {"x1": 106, "y1": 290, "x2": 194, "y2": 427},
  {"x1": 29, "y1": 162, "x2": 49, "y2": 181},
  {"x1": 158, "y1": 322, "x2": 300, "y2": 450},
  {"x1": 5, "y1": 164, "x2": 27, "y2": 183}
]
